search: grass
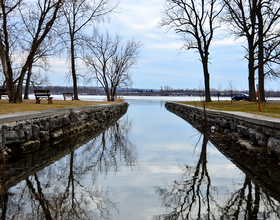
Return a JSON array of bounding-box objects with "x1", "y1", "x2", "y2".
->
[
  {"x1": 179, "y1": 100, "x2": 280, "y2": 118},
  {"x1": 0, "y1": 99, "x2": 123, "y2": 115},
  {"x1": 2, "y1": 98, "x2": 280, "y2": 119}
]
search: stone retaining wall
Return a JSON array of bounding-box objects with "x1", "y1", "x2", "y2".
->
[
  {"x1": 0, "y1": 102, "x2": 128, "y2": 159},
  {"x1": 165, "y1": 102, "x2": 280, "y2": 159}
]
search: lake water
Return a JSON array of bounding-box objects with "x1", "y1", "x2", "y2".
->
[{"x1": 1, "y1": 96, "x2": 280, "y2": 219}]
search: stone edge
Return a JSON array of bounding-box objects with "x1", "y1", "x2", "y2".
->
[{"x1": 0, "y1": 103, "x2": 122, "y2": 124}]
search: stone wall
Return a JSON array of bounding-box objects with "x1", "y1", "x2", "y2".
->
[
  {"x1": 165, "y1": 102, "x2": 280, "y2": 159},
  {"x1": 0, "y1": 102, "x2": 128, "y2": 159}
]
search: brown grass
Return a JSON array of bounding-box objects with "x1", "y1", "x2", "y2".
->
[
  {"x1": 0, "y1": 99, "x2": 124, "y2": 115},
  {"x1": 178, "y1": 100, "x2": 280, "y2": 118}
]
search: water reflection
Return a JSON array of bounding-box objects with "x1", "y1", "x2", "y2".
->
[
  {"x1": 221, "y1": 176, "x2": 280, "y2": 219},
  {"x1": 2, "y1": 99, "x2": 280, "y2": 219},
  {"x1": 154, "y1": 135, "x2": 215, "y2": 220},
  {"x1": 0, "y1": 117, "x2": 136, "y2": 220},
  {"x1": 154, "y1": 134, "x2": 280, "y2": 220}
]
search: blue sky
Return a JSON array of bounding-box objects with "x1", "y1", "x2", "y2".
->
[{"x1": 50, "y1": 0, "x2": 280, "y2": 91}]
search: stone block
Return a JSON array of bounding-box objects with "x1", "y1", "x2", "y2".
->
[
  {"x1": 248, "y1": 128, "x2": 258, "y2": 144},
  {"x1": 62, "y1": 116, "x2": 71, "y2": 126},
  {"x1": 49, "y1": 118, "x2": 58, "y2": 131},
  {"x1": 229, "y1": 121, "x2": 237, "y2": 130},
  {"x1": 237, "y1": 125, "x2": 249, "y2": 136},
  {"x1": 267, "y1": 137, "x2": 280, "y2": 158},
  {"x1": 220, "y1": 119, "x2": 229, "y2": 128},
  {"x1": 32, "y1": 124, "x2": 40, "y2": 139},
  {"x1": 102, "y1": 110, "x2": 107, "y2": 117},
  {"x1": 18, "y1": 130, "x2": 25, "y2": 142},
  {"x1": 6, "y1": 130, "x2": 19, "y2": 144},
  {"x1": 39, "y1": 131, "x2": 50, "y2": 142},
  {"x1": 50, "y1": 129, "x2": 63, "y2": 140},
  {"x1": 22, "y1": 124, "x2": 33, "y2": 141},
  {"x1": 247, "y1": 128, "x2": 267, "y2": 146},
  {"x1": 256, "y1": 132, "x2": 268, "y2": 146},
  {"x1": 215, "y1": 118, "x2": 221, "y2": 125}
]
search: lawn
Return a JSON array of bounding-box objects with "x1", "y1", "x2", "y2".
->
[
  {"x1": 2, "y1": 99, "x2": 280, "y2": 118},
  {"x1": 0, "y1": 99, "x2": 123, "y2": 114},
  {"x1": 179, "y1": 100, "x2": 280, "y2": 118}
]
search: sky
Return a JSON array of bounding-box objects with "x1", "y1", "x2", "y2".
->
[{"x1": 49, "y1": 0, "x2": 280, "y2": 91}]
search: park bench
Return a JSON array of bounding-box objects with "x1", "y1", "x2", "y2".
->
[
  {"x1": 63, "y1": 92, "x2": 74, "y2": 101},
  {"x1": 0, "y1": 89, "x2": 8, "y2": 99},
  {"x1": 34, "y1": 89, "x2": 53, "y2": 104}
]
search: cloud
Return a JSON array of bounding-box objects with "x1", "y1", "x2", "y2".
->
[{"x1": 46, "y1": 0, "x2": 280, "y2": 90}]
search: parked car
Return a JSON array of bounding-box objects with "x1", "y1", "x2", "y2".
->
[{"x1": 232, "y1": 94, "x2": 249, "y2": 101}]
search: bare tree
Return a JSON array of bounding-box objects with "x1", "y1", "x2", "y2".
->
[
  {"x1": 84, "y1": 31, "x2": 142, "y2": 101},
  {"x1": 160, "y1": 0, "x2": 223, "y2": 102},
  {"x1": 223, "y1": 0, "x2": 258, "y2": 102},
  {"x1": 0, "y1": 0, "x2": 63, "y2": 103},
  {"x1": 224, "y1": 0, "x2": 280, "y2": 103},
  {"x1": 255, "y1": 0, "x2": 280, "y2": 103},
  {"x1": 60, "y1": 0, "x2": 117, "y2": 100}
]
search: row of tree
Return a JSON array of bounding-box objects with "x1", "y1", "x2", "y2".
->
[
  {"x1": 160, "y1": 0, "x2": 280, "y2": 102},
  {"x1": 0, "y1": 0, "x2": 141, "y2": 102}
]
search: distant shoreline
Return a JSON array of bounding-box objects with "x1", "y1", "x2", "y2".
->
[{"x1": 22, "y1": 85, "x2": 280, "y2": 98}]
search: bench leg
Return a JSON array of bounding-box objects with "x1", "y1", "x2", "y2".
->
[
  {"x1": 48, "y1": 98, "x2": 53, "y2": 104},
  {"x1": 36, "y1": 98, "x2": 40, "y2": 104}
]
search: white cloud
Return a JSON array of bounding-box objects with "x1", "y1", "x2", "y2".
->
[{"x1": 44, "y1": 0, "x2": 280, "y2": 90}]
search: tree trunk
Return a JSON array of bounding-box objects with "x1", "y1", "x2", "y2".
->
[
  {"x1": 4, "y1": 63, "x2": 15, "y2": 103},
  {"x1": 202, "y1": 57, "x2": 211, "y2": 102},
  {"x1": 24, "y1": 64, "x2": 32, "y2": 99},
  {"x1": 70, "y1": 34, "x2": 79, "y2": 100},
  {"x1": 256, "y1": 5, "x2": 265, "y2": 103},
  {"x1": 14, "y1": 64, "x2": 29, "y2": 103},
  {"x1": 248, "y1": 46, "x2": 256, "y2": 101},
  {"x1": 0, "y1": 51, "x2": 15, "y2": 102},
  {"x1": 105, "y1": 86, "x2": 110, "y2": 101},
  {"x1": 106, "y1": 91, "x2": 110, "y2": 101},
  {"x1": 111, "y1": 87, "x2": 116, "y2": 101},
  {"x1": 248, "y1": 0, "x2": 257, "y2": 102}
]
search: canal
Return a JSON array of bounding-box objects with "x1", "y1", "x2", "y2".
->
[{"x1": 1, "y1": 97, "x2": 280, "y2": 219}]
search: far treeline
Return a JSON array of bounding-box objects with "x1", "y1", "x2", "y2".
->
[
  {"x1": 24, "y1": 86, "x2": 280, "y2": 99},
  {"x1": 1, "y1": 0, "x2": 280, "y2": 103}
]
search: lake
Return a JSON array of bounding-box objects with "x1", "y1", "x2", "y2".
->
[{"x1": 1, "y1": 96, "x2": 280, "y2": 219}]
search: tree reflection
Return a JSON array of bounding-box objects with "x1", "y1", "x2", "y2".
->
[
  {"x1": 219, "y1": 176, "x2": 280, "y2": 219},
  {"x1": 78, "y1": 116, "x2": 136, "y2": 175},
  {"x1": 0, "y1": 117, "x2": 137, "y2": 219},
  {"x1": 154, "y1": 135, "x2": 216, "y2": 219},
  {"x1": 154, "y1": 133, "x2": 280, "y2": 220}
]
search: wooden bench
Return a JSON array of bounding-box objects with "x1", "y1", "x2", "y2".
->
[
  {"x1": 34, "y1": 90, "x2": 53, "y2": 104},
  {"x1": 0, "y1": 89, "x2": 8, "y2": 99},
  {"x1": 63, "y1": 92, "x2": 74, "y2": 101}
]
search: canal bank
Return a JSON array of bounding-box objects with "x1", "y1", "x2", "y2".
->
[
  {"x1": 165, "y1": 101, "x2": 280, "y2": 159},
  {"x1": 0, "y1": 102, "x2": 128, "y2": 159}
]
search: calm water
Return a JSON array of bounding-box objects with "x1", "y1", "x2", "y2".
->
[{"x1": 1, "y1": 97, "x2": 280, "y2": 219}]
